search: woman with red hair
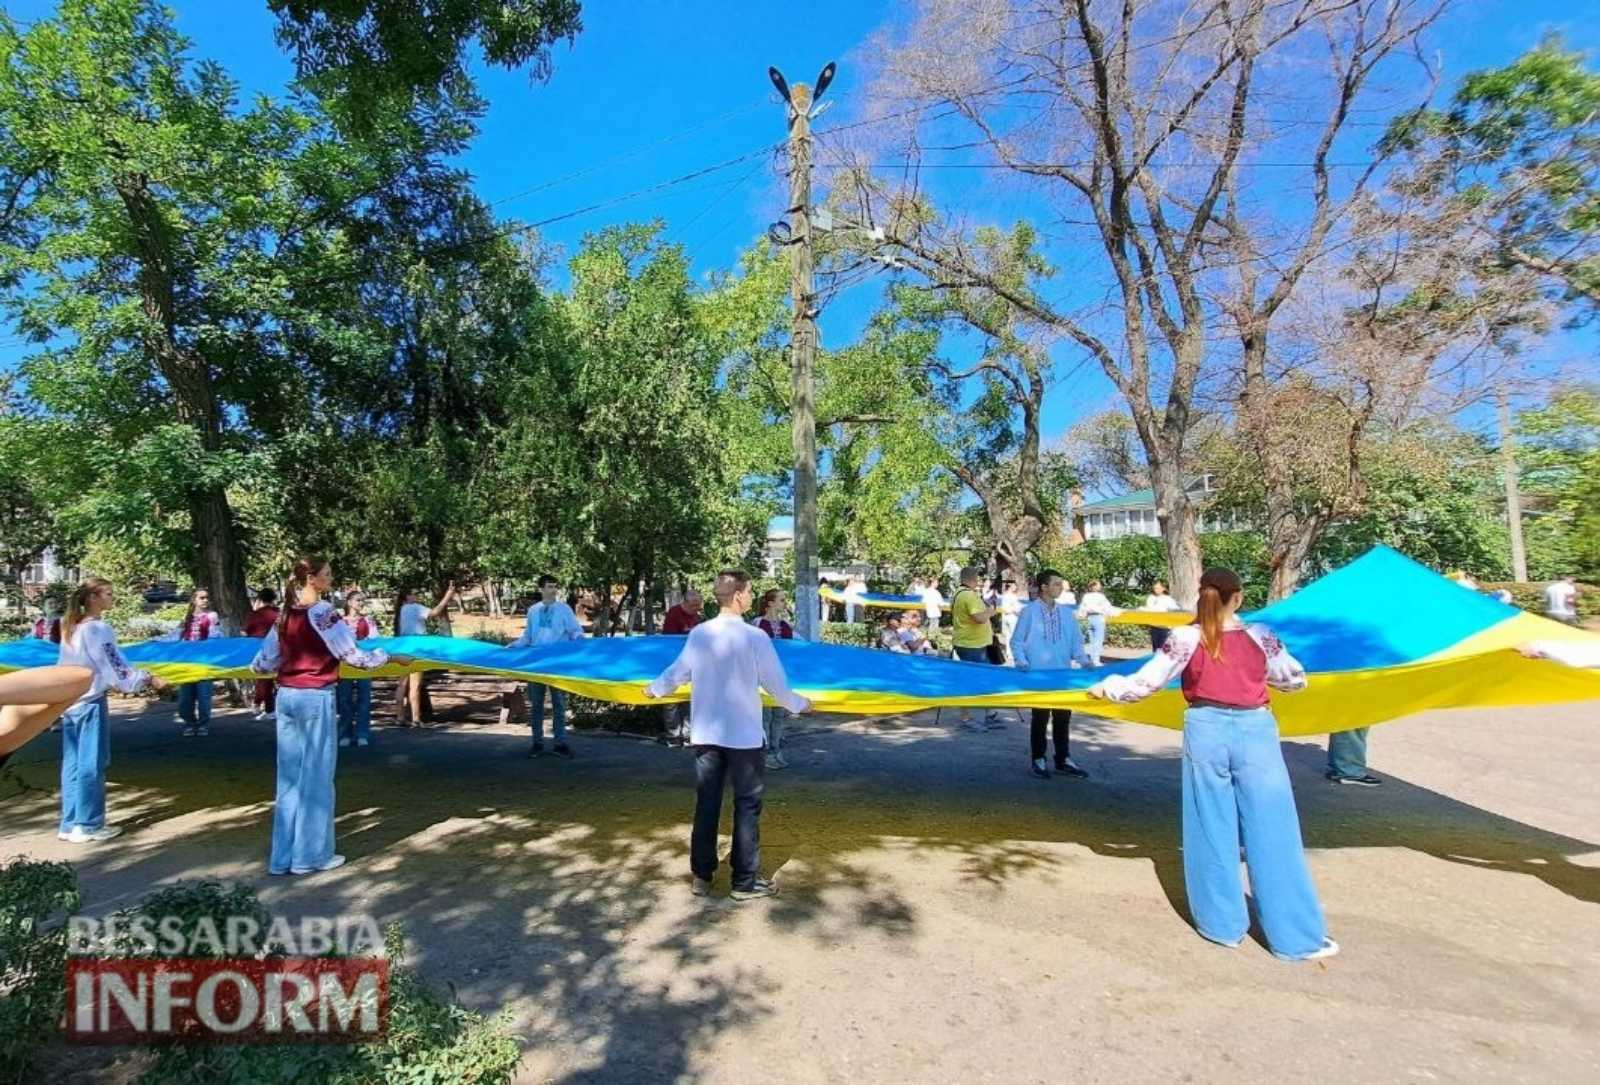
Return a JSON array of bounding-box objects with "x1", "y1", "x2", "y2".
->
[{"x1": 1091, "y1": 568, "x2": 1336, "y2": 962}]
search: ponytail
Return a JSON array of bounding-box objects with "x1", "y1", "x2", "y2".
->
[
  {"x1": 277, "y1": 555, "x2": 328, "y2": 637},
  {"x1": 1194, "y1": 567, "x2": 1244, "y2": 660},
  {"x1": 62, "y1": 577, "x2": 112, "y2": 643}
]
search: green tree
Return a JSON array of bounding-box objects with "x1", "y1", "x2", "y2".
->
[
  {"x1": 1515, "y1": 385, "x2": 1600, "y2": 579},
  {"x1": 271, "y1": 0, "x2": 582, "y2": 131},
  {"x1": 1388, "y1": 38, "x2": 1600, "y2": 316},
  {"x1": 0, "y1": 0, "x2": 427, "y2": 625},
  {"x1": 0, "y1": 393, "x2": 55, "y2": 610}
]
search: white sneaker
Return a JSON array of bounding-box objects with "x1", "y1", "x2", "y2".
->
[
  {"x1": 61, "y1": 825, "x2": 123, "y2": 843},
  {"x1": 1300, "y1": 938, "x2": 1341, "y2": 961},
  {"x1": 764, "y1": 754, "x2": 784, "y2": 770},
  {"x1": 290, "y1": 854, "x2": 347, "y2": 875},
  {"x1": 356, "y1": 738, "x2": 369, "y2": 747},
  {"x1": 338, "y1": 737, "x2": 351, "y2": 748},
  {"x1": 253, "y1": 709, "x2": 266, "y2": 720}
]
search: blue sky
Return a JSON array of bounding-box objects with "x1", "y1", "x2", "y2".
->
[{"x1": 3, "y1": 0, "x2": 1597, "y2": 458}]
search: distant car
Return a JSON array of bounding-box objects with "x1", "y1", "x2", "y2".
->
[{"x1": 142, "y1": 582, "x2": 184, "y2": 605}]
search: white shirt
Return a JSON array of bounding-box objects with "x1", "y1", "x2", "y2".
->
[
  {"x1": 250, "y1": 601, "x2": 392, "y2": 674},
  {"x1": 646, "y1": 613, "x2": 809, "y2": 748},
  {"x1": 919, "y1": 585, "x2": 945, "y2": 620},
  {"x1": 59, "y1": 619, "x2": 153, "y2": 704},
  {"x1": 396, "y1": 601, "x2": 429, "y2": 636},
  {"x1": 1524, "y1": 639, "x2": 1600, "y2": 668},
  {"x1": 1077, "y1": 591, "x2": 1121, "y2": 618},
  {"x1": 1545, "y1": 581, "x2": 1577, "y2": 619},
  {"x1": 1142, "y1": 593, "x2": 1184, "y2": 613},
  {"x1": 510, "y1": 600, "x2": 584, "y2": 648}
]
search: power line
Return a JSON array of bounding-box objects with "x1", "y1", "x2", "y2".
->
[
  {"x1": 677, "y1": 157, "x2": 773, "y2": 259},
  {"x1": 486, "y1": 98, "x2": 769, "y2": 210},
  {"x1": 289, "y1": 141, "x2": 786, "y2": 293},
  {"x1": 817, "y1": 159, "x2": 1383, "y2": 170}
]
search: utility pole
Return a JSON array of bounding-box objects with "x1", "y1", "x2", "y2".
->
[
  {"x1": 770, "y1": 63, "x2": 834, "y2": 641},
  {"x1": 1497, "y1": 383, "x2": 1528, "y2": 583}
]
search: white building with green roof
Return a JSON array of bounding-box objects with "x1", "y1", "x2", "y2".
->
[{"x1": 1073, "y1": 475, "x2": 1240, "y2": 542}]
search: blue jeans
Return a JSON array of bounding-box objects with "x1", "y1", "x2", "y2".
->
[
  {"x1": 337, "y1": 679, "x2": 373, "y2": 742},
  {"x1": 527, "y1": 682, "x2": 568, "y2": 744},
  {"x1": 762, "y1": 706, "x2": 786, "y2": 754},
  {"x1": 270, "y1": 687, "x2": 339, "y2": 874},
  {"x1": 1086, "y1": 615, "x2": 1107, "y2": 664},
  {"x1": 693, "y1": 745, "x2": 764, "y2": 889},
  {"x1": 1182, "y1": 705, "x2": 1328, "y2": 960},
  {"x1": 60, "y1": 697, "x2": 110, "y2": 833},
  {"x1": 177, "y1": 681, "x2": 212, "y2": 729},
  {"x1": 1326, "y1": 727, "x2": 1370, "y2": 778}
]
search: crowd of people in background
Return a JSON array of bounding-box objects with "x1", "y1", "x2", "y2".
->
[{"x1": 0, "y1": 553, "x2": 1591, "y2": 951}]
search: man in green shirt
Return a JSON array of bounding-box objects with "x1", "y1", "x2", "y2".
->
[{"x1": 950, "y1": 566, "x2": 1002, "y2": 731}]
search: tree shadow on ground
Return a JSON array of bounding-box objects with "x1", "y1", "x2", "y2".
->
[{"x1": 2, "y1": 699, "x2": 1598, "y2": 1082}]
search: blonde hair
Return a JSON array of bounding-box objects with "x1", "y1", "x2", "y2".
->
[{"x1": 62, "y1": 577, "x2": 114, "y2": 643}]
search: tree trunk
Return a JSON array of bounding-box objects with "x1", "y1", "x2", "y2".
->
[
  {"x1": 1150, "y1": 462, "x2": 1202, "y2": 609},
  {"x1": 1266, "y1": 510, "x2": 1324, "y2": 602},
  {"x1": 189, "y1": 488, "x2": 251, "y2": 632},
  {"x1": 114, "y1": 173, "x2": 250, "y2": 631}
]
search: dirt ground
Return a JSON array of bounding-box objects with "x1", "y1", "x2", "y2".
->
[{"x1": 2, "y1": 685, "x2": 1597, "y2": 1084}]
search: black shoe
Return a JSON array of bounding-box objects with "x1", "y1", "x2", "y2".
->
[
  {"x1": 1030, "y1": 758, "x2": 1052, "y2": 779},
  {"x1": 553, "y1": 743, "x2": 573, "y2": 759},
  {"x1": 730, "y1": 879, "x2": 778, "y2": 902},
  {"x1": 1331, "y1": 773, "x2": 1381, "y2": 787},
  {"x1": 528, "y1": 742, "x2": 544, "y2": 758},
  {"x1": 1055, "y1": 758, "x2": 1089, "y2": 779},
  {"x1": 181, "y1": 725, "x2": 197, "y2": 738}
]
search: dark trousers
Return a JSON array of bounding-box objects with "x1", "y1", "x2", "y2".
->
[
  {"x1": 692, "y1": 745, "x2": 765, "y2": 889},
  {"x1": 1031, "y1": 708, "x2": 1073, "y2": 763}
]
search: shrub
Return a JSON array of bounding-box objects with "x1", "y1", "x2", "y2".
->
[{"x1": 0, "y1": 858, "x2": 81, "y2": 1083}]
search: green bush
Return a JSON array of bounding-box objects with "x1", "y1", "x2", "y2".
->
[
  {"x1": 569, "y1": 694, "x2": 669, "y2": 735},
  {"x1": 0, "y1": 858, "x2": 81, "y2": 1083}
]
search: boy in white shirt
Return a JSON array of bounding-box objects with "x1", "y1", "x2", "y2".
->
[
  {"x1": 509, "y1": 575, "x2": 585, "y2": 757},
  {"x1": 646, "y1": 569, "x2": 811, "y2": 901},
  {"x1": 1544, "y1": 575, "x2": 1579, "y2": 625}
]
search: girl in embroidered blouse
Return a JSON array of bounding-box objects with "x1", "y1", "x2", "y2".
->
[
  {"x1": 55, "y1": 578, "x2": 169, "y2": 843},
  {"x1": 162, "y1": 587, "x2": 221, "y2": 738},
  {"x1": 252, "y1": 557, "x2": 411, "y2": 876},
  {"x1": 1089, "y1": 567, "x2": 1338, "y2": 962}
]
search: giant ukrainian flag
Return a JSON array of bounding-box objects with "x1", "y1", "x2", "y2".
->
[{"x1": 3, "y1": 547, "x2": 1595, "y2": 736}]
